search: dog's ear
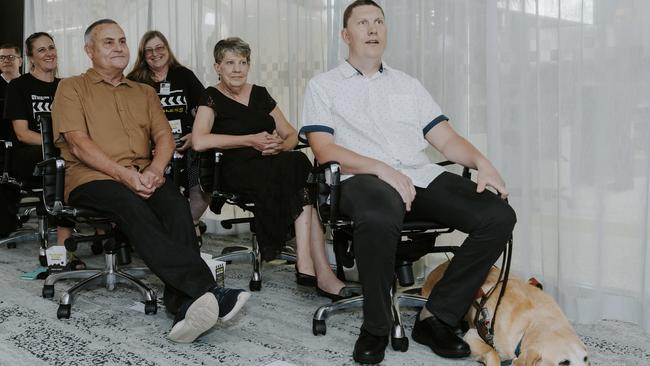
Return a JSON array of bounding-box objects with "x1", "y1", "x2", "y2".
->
[{"x1": 512, "y1": 349, "x2": 542, "y2": 366}]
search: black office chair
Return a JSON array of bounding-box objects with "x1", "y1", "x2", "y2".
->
[
  {"x1": 36, "y1": 115, "x2": 157, "y2": 319},
  {"x1": 310, "y1": 161, "x2": 470, "y2": 352},
  {"x1": 198, "y1": 149, "x2": 296, "y2": 291},
  {"x1": 0, "y1": 138, "x2": 54, "y2": 263}
]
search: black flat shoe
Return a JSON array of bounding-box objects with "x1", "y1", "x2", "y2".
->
[
  {"x1": 353, "y1": 328, "x2": 388, "y2": 365},
  {"x1": 316, "y1": 285, "x2": 360, "y2": 301},
  {"x1": 295, "y1": 265, "x2": 317, "y2": 287},
  {"x1": 412, "y1": 315, "x2": 470, "y2": 358}
]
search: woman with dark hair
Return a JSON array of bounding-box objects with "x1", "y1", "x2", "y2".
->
[
  {"x1": 192, "y1": 37, "x2": 353, "y2": 299},
  {"x1": 127, "y1": 30, "x2": 210, "y2": 244},
  {"x1": 3, "y1": 32, "x2": 78, "y2": 267}
]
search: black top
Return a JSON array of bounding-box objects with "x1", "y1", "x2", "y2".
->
[
  {"x1": 3, "y1": 73, "x2": 60, "y2": 147},
  {"x1": 0, "y1": 75, "x2": 10, "y2": 140},
  {"x1": 152, "y1": 66, "x2": 204, "y2": 135},
  {"x1": 199, "y1": 85, "x2": 312, "y2": 261}
]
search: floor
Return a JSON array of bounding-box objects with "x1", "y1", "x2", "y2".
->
[{"x1": 0, "y1": 230, "x2": 648, "y2": 366}]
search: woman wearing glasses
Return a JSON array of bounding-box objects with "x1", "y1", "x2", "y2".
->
[
  {"x1": 4, "y1": 32, "x2": 77, "y2": 266},
  {"x1": 128, "y1": 31, "x2": 210, "y2": 245}
]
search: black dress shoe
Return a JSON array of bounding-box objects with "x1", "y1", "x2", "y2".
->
[
  {"x1": 353, "y1": 328, "x2": 388, "y2": 365},
  {"x1": 316, "y1": 285, "x2": 360, "y2": 301},
  {"x1": 295, "y1": 265, "x2": 317, "y2": 287},
  {"x1": 412, "y1": 316, "x2": 470, "y2": 358}
]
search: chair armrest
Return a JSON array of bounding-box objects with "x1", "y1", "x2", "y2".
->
[
  {"x1": 0, "y1": 140, "x2": 13, "y2": 182},
  {"x1": 436, "y1": 160, "x2": 472, "y2": 179},
  {"x1": 310, "y1": 161, "x2": 341, "y2": 224},
  {"x1": 35, "y1": 157, "x2": 66, "y2": 214}
]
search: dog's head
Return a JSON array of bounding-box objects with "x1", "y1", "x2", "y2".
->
[{"x1": 513, "y1": 336, "x2": 589, "y2": 366}]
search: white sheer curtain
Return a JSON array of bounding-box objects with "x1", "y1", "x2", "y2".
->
[
  {"x1": 24, "y1": 0, "x2": 327, "y2": 124},
  {"x1": 26, "y1": 0, "x2": 650, "y2": 332},
  {"x1": 25, "y1": 0, "x2": 328, "y2": 229},
  {"x1": 334, "y1": 0, "x2": 647, "y2": 332}
]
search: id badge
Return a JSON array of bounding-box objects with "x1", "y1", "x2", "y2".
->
[
  {"x1": 168, "y1": 119, "x2": 182, "y2": 134},
  {"x1": 159, "y1": 82, "x2": 171, "y2": 95}
]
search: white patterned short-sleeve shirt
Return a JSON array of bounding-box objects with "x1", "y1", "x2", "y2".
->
[{"x1": 300, "y1": 61, "x2": 448, "y2": 188}]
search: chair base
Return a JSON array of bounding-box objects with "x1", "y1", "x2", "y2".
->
[
  {"x1": 1, "y1": 219, "x2": 54, "y2": 249},
  {"x1": 0, "y1": 229, "x2": 38, "y2": 248},
  {"x1": 42, "y1": 251, "x2": 156, "y2": 319},
  {"x1": 312, "y1": 283, "x2": 426, "y2": 352},
  {"x1": 212, "y1": 234, "x2": 296, "y2": 292}
]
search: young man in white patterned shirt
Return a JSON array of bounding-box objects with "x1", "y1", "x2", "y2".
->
[{"x1": 300, "y1": 1, "x2": 516, "y2": 364}]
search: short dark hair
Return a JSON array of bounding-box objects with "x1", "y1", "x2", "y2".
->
[
  {"x1": 25, "y1": 32, "x2": 54, "y2": 57},
  {"x1": 84, "y1": 18, "x2": 118, "y2": 45},
  {"x1": 0, "y1": 43, "x2": 21, "y2": 55},
  {"x1": 343, "y1": 0, "x2": 384, "y2": 28}
]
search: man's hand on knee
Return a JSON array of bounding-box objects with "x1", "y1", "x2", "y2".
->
[
  {"x1": 476, "y1": 161, "x2": 508, "y2": 199},
  {"x1": 375, "y1": 163, "x2": 416, "y2": 211}
]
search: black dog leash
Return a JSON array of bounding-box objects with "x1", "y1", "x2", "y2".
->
[{"x1": 474, "y1": 196, "x2": 514, "y2": 348}]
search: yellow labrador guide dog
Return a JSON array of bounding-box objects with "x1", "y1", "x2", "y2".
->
[{"x1": 421, "y1": 261, "x2": 589, "y2": 366}]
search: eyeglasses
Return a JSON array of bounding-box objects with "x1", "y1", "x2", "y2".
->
[
  {"x1": 144, "y1": 45, "x2": 166, "y2": 56},
  {"x1": 0, "y1": 55, "x2": 19, "y2": 62}
]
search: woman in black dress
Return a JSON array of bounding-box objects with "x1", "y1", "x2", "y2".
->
[
  {"x1": 193, "y1": 37, "x2": 348, "y2": 298},
  {"x1": 127, "y1": 31, "x2": 210, "y2": 245}
]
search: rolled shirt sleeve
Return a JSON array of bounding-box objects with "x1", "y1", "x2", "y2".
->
[
  {"x1": 414, "y1": 79, "x2": 448, "y2": 136},
  {"x1": 299, "y1": 79, "x2": 335, "y2": 143}
]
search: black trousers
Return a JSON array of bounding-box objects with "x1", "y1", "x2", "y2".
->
[
  {"x1": 339, "y1": 172, "x2": 516, "y2": 336},
  {"x1": 68, "y1": 179, "x2": 216, "y2": 313}
]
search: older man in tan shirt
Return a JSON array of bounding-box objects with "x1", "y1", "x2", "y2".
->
[{"x1": 52, "y1": 19, "x2": 249, "y2": 343}]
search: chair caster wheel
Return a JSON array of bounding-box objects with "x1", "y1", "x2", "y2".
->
[
  {"x1": 313, "y1": 319, "x2": 326, "y2": 335},
  {"x1": 57, "y1": 304, "x2": 71, "y2": 319},
  {"x1": 391, "y1": 336, "x2": 408, "y2": 352},
  {"x1": 64, "y1": 238, "x2": 78, "y2": 252},
  {"x1": 7, "y1": 242, "x2": 16, "y2": 249},
  {"x1": 42, "y1": 285, "x2": 55, "y2": 298},
  {"x1": 144, "y1": 300, "x2": 157, "y2": 315},
  {"x1": 117, "y1": 244, "x2": 131, "y2": 265},
  {"x1": 90, "y1": 239, "x2": 103, "y2": 255},
  {"x1": 39, "y1": 254, "x2": 48, "y2": 266},
  {"x1": 249, "y1": 280, "x2": 261, "y2": 291}
]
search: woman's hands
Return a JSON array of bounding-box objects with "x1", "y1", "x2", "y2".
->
[{"x1": 250, "y1": 130, "x2": 285, "y2": 155}]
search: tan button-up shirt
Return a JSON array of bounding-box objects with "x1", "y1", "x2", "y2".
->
[{"x1": 52, "y1": 68, "x2": 170, "y2": 201}]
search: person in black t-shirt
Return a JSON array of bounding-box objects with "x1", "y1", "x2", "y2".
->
[
  {"x1": 3, "y1": 32, "x2": 79, "y2": 267},
  {"x1": 127, "y1": 31, "x2": 210, "y2": 244},
  {"x1": 0, "y1": 43, "x2": 23, "y2": 237},
  {"x1": 0, "y1": 43, "x2": 22, "y2": 140}
]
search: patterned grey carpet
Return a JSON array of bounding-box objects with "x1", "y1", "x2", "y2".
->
[{"x1": 0, "y1": 232, "x2": 649, "y2": 366}]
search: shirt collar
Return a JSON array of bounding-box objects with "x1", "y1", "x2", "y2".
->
[
  {"x1": 339, "y1": 60, "x2": 388, "y2": 79},
  {"x1": 85, "y1": 67, "x2": 134, "y2": 87}
]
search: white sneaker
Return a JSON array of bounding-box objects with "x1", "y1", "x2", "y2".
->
[{"x1": 167, "y1": 292, "x2": 219, "y2": 343}]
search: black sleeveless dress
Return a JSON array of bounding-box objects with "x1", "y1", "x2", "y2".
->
[{"x1": 198, "y1": 85, "x2": 312, "y2": 260}]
